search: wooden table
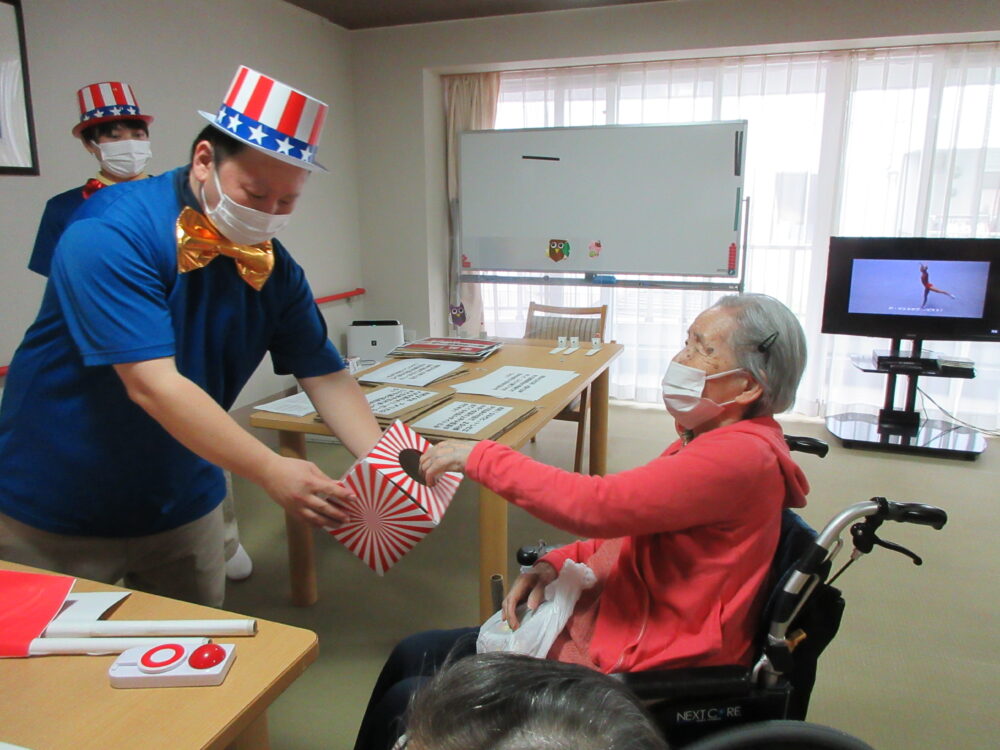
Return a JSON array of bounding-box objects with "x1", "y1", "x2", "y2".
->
[
  {"x1": 249, "y1": 339, "x2": 623, "y2": 619},
  {"x1": 0, "y1": 561, "x2": 318, "y2": 750}
]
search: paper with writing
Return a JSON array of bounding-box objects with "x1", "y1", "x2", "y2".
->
[
  {"x1": 450, "y1": 366, "x2": 578, "y2": 401},
  {"x1": 360, "y1": 358, "x2": 465, "y2": 387},
  {"x1": 253, "y1": 390, "x2": 315, "y2": 417},
  {"x1": 366, "y1": 386, "x2": 441, "y2": 417},
  {"x1": 411, "y1": 401, "x2": 513, "y2": 435}
]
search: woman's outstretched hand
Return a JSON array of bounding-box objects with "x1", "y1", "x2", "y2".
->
[{"x1": 419, "y1": 439, "x2": 477, "y2": 485}]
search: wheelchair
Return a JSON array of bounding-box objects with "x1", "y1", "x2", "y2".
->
[{"x1": 516, "y1": 436, "x2": 948, "y2": 748}]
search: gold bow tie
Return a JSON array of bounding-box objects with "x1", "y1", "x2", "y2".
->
[{"x1": 176, "y1": 206, "x2": 274, "y2": 291}]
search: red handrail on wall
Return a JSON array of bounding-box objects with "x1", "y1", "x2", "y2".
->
[
  {"x1": 0, "y1": 288, "x2": 365, "y2": 378},
  {"x1": 315, "y1": 287, "x2": 365, "y2": 305}
]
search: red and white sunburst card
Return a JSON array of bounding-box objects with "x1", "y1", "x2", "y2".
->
[{"x1": 329, "y1": 420, "x2": 462, "y2": 574}]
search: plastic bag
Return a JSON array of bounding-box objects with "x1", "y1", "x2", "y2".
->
[{"x1": 476, "y1": 559, "x2": 596, "y2": 658}]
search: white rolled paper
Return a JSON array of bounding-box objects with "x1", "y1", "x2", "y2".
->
[
  {"x1": 43, "y1": 619, "x2": 257, "y2": 638},
  {"x1": 28, "y1": 636, "x2": 209, "y2": 656}
]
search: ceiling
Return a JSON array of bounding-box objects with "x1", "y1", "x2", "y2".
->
[{"x1": 284, "y1": 0, "x2": 661, "y2": 30}]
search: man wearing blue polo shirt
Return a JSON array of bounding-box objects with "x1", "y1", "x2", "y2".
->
[{"x1": 0, "y1": 67, "x2": 382, "y2": 606}]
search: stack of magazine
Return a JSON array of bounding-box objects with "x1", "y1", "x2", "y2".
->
[
  {"x1": 409, "y1": 400, "x2": 537, "y2": 441},
  {"x1": 363, "y1": 385, "x2": 453, "y2": 429},
  {"x1": 388, "y1": 337, "x2": 502, "y2": 361}
]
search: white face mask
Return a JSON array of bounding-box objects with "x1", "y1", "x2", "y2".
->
[
  {"x1": 661, "y1": 361, "x2": 744, "y2": 430},
  {"x1": 202, "y1": 166, "x2": 290, "y2": 246},
  {"x1": 94, "y1": 139, "x2": 152, "y2": 179}
]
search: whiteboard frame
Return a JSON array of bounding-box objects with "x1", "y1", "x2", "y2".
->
[{"x1": 458, "y1": 121, "x2": 748, "y2": 287}]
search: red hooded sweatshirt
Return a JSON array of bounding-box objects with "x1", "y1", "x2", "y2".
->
[{"x1": 465, "y1": 416, "x2": 809, "y2": 673}]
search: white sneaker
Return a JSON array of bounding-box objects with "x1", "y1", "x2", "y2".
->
[{"x1": 225, "y1": 543, "x2": 253, "y2": 581}]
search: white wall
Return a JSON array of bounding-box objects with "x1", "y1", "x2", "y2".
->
[
  {"x1": 350, "y1": 0, "x2": 1000, "y2": 338},
  {"x1": 0, "y1": 0, "x2": 364, "y2": 406}
]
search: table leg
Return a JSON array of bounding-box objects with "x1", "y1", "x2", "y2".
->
[
  {"x1": 588, "y1": 368, "x2": 610, "y2": 476},
  {"x1": 278, "y1": 431, "x2": 317, "y2": 607},
  {"x1": 226, "y1": 710, "x2": 270, "y2": 749},
  {"x1": 479, "y1": 487, "x2": 508, "y2": 621}
]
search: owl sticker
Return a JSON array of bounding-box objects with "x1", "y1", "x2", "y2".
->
[
  {"x1": 449, "y1": 302, "x2": 467, "y2": 327},
  {"x1": 588, "y1": 241, "x2": 603, "y2": 258},
  {"x1": 548, "y1": 239, "x2": 570, "y2": 263}
]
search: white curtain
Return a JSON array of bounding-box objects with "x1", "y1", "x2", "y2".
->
[
  {"x1": 478, "y1": 43, "x2": 1000, "y2": 429},
  {"x1": 443, "y1": 73, "x2": 501, "y2": 337}
]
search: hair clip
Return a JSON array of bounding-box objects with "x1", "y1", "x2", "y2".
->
[{"x1": 757, "y1": 331, "x2": 779, "y2": 353}]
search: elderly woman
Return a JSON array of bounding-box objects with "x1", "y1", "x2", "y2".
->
[{"x1": 354, "y1": 293, "x2": 809, "y2": 750}]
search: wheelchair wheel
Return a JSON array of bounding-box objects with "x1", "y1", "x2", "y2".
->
[{"x1": 680, "y1": 720, "x2": 875, "y2": 750}]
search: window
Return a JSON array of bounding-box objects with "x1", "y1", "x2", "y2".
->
[{"x1": 478, "y1": 43, "x2": 1000, "y2": 428}]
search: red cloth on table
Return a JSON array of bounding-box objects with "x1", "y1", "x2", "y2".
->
[{"x1": 0, "y1": 569, "x2": 75, "y2": 657}]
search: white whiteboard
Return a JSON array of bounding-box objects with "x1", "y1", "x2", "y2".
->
[{"x1": 459, "y1": 122, "x2": 747, "y2": 278}]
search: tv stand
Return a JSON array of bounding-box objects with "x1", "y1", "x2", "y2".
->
[{"x1": 825, "y1": 338, "x2": 985, "y2": 460}]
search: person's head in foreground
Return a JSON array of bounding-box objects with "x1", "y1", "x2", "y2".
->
[
  {"x1": 402, "y1": 652, "x2": 669, "y2": 750},
  {"x1": 661, "y1": 292, "x2": 806, "y2": 439}
]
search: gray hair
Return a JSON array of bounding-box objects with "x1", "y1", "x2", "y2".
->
[
  {"x1": 711, "y1": 293, "x2": 807, "y2": 418},
  {"x1": 405, "y1": 652, "x2": 669, "y2": 750}
]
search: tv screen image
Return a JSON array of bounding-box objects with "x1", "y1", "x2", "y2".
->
[
  {"x1": 847, "y1": 259, "x2": 990, "y2": 319},
  {"x1": 822, "y1": 237, "x2": 1000, "y2": 343},
  {"x1": 821, "y1": 236, "x2": 994, "y2": 460}
]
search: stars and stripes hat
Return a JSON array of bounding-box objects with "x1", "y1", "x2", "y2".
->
[
  {"x1": 199, "y1": 66, "x2": 328, "y2": 172},
  {"x1": 72, "y1": 81, "x2": 154, "y2": 138}
]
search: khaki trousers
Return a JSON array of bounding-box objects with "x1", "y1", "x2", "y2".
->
[{"x1": 0, "y1": 505, "x2": 226, "y2": 607}]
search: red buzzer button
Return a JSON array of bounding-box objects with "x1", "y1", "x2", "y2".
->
[
  {"x1": 138, "y1": 643, "x2": 186, "y2": 673},
  {"x1": 187, "y1": 643, "x2": 227, "y2": 670}
]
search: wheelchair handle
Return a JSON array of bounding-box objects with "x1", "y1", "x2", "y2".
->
[
  {"x1": 879, "y1": 498, "x2": 948, "y2": 530},
  {"x1": 784, "y1": 435, "x2": 829, "y2": 457},
  {"x1": 809, "y1": 498, "x2": 947, "y2": 561},
  {"x1": 769, "y1": 497, "x2": 947, "y2": 638}
]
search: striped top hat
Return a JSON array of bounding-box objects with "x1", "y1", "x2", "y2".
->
[
  {"x1": 199, "y1": 66, "x2": 328, "y2": 172},
  {"x1": 72, "y1": 82, "x2": 153, "y2": 138}
]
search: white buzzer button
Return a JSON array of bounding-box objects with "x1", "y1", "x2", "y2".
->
[
  {"x1": 138, "y1": 643, "x2": 186, "y2": 673},
  {"x1": 110, "y1": 643, "x2": 236, "y2": 688}
]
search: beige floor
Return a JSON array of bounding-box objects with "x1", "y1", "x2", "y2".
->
[{"x1": 226, "y1": 402, "x2": 1000, "y2": 750}]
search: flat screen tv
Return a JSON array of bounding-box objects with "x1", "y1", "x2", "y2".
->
[{"x1": 822, "y1": 237, "x2": 1000, "y2": 343}]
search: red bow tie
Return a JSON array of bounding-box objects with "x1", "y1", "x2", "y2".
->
[{"x1": 82, "y1": 178, "x2": 106, "y2": 199}]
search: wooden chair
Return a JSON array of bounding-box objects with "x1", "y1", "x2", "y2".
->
[{"x1": 523, "y1": 302, "x2": 608, "y2": 472}]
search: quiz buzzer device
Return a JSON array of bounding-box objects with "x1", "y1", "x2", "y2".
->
[{"x1": 109, "y1": 642, "x2": 236, "y2": 688}]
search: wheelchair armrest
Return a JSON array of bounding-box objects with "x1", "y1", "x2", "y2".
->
[{"x1": 619, "y1": 664, "x2": 752, "y2": 701}]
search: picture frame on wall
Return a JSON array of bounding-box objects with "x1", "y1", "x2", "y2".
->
[{"x1": 0, "y1": 0, "x2": 38, "y2": 175}]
